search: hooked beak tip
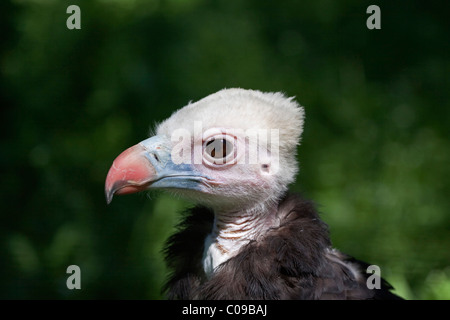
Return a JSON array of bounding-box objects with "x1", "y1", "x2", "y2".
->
[
  {"x1": 104, "y1": 143, "x2": 157, "y2": 204},
  {"x1": 106, "y1": 189, "x2": 114, "y2": 205}
]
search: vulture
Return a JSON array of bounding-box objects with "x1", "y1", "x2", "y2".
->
[{"x1": 105, "y1": 88, "x2": 402, "y2": 300}]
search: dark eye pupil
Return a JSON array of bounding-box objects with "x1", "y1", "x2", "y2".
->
[{"x1": 206, "y1": 138, "x2": 232, "y2": 160}]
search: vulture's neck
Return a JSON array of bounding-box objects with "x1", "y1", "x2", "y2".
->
[{"x1": 202, "y1": 202, "x2": 279, "y2": 277}]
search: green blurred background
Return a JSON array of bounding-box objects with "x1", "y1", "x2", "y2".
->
[{"x1": 1, "y1": 0, "x2": 449, "y2": 299}]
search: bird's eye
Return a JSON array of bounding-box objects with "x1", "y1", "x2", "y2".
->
[{"x1": 203, "y1": 137, "x2": 234, "y2": 165}]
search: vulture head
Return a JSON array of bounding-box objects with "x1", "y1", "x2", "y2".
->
[
  {"x1": 105, "y1": 88, "x2": 304, "y2": 212},
  {"x1": 106, "y1": 88, "x2": 305, "y2": 275}
]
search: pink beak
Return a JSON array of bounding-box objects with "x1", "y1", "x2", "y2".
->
[{"x1": 105, "y1": 144, "x2": 156, "y2": 204}]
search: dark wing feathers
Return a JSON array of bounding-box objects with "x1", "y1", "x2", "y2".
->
[
  {"x1": 162, "y1": 206, "x2": 213, "y2": 299},
  {"x1": 163, "y1": 193, "x2": 402, "y2": 300}
]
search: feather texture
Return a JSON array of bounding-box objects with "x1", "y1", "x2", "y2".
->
[{"x1": 163, "y1": 193, "x2": 402, "y2": 300}]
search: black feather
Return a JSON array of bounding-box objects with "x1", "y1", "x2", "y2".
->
[{"x1": 163, "y1": 193, "x2": 403, "y2": 300}]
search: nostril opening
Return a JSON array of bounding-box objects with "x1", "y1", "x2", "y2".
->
[{"x1": 152, "y1": 153, "x2": 160, "y2": 162}]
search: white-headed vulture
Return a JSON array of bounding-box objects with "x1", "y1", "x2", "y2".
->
[{"x1": 105, "y1": 88, "x2": 402, "y2": 300}]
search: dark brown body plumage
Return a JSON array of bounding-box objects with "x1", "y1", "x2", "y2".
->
[{"x1": 163, "y1": 193, "x2": 402, "y2": 300}]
